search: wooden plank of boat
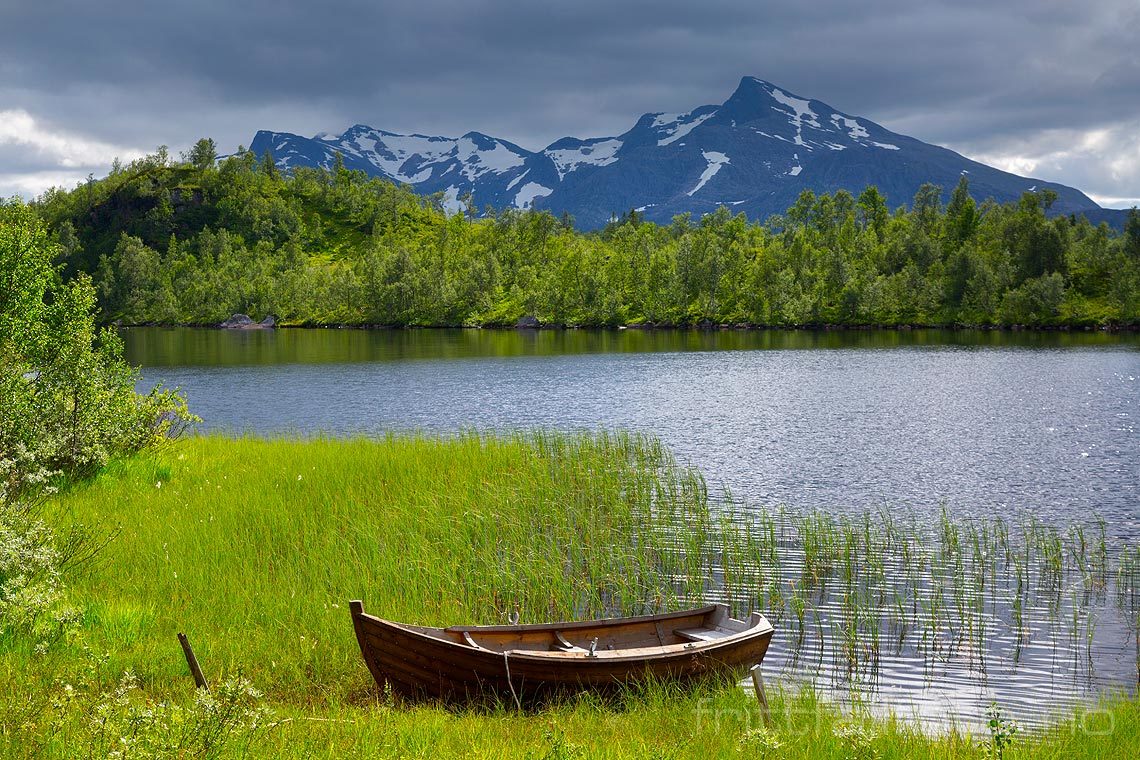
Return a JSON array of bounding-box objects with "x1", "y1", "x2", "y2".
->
[{"x1": 349, "y1": 600, "x2": 774, "y2": 702}]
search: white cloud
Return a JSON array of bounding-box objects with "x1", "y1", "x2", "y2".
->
[
  {"x1": 956, "y1": 120, "x2": 1140, "y2": 207},
  {"x1": 1088, "y1": 195, "x2": 1140, "y2": 210},
  {"x1": 0, "y1": 109, "x2": 145, "y2": 197},
  {"x1": 0, "y1": 109, "x2": 141, "y2": 167},
  {"x1": 0, "y1": 170, "x2": 93, "y2": 200}
]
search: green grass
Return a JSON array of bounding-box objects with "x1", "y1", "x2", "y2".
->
[
  {"x1": 4, "y1": 433, "x2": 1140, "y2": 757},
  {"x1": 37, "y1": 432, "x2": 712, "y2": 703}
]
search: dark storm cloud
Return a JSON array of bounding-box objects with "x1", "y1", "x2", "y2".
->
[{"x1": 2, "y1": 0, "x2": 1138, "y2": 204}]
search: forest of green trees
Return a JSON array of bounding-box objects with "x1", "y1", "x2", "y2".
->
[{"x1": 26, "y1": 139, "x2": 1140, "y2": 328}]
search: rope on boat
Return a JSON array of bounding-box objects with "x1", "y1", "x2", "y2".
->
[{"x1": 503, "y1": 651, "x2": 522, "y2": 711}]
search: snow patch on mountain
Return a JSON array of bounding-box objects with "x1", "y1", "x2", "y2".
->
[
  {"x1": 441, "y1": 186, "x2": 464, "y2": 214},
  {"x1": 454, "y1": 136, "x2": 525, "y2": 181},
  {"x1": 340, "y1": 131, "x2": 452, "y2": 183},
  {"x1": 514, "y1": 182, "x2": 552, "y2": 209},
  {"x1": 788, "y1": 152, "x2": 803, "y2": 177},
  {"x1": 372, "y1": 133, "x2": 452, "y2": 160},
  {"x1": 545, "y1": 138, "x2": 622, "y2": 180},
  {"x1": 351, "y1": 135, "x2": 377, "y2": 153},
  {"x1": 831, "y1": 114, "x2": 869, "y2": 140},
  {"x1": 769, "y1": 87, "x2": 821, "y2": 149},
  {"x1": 688, "y1": 151, "x2": 730, "y2": 196},
  {"x1": 506, "y1": 169, "x2": 529, "y2": 191},
  {"x1": 657, "y1": 111, "x2": 717, "y2": 146},
  {"x1": 770, "y1": 89, "x2": 820, "y2": 128},
  {"x1": 754, "y1": 129, "x2": 793, "y2": 144}
]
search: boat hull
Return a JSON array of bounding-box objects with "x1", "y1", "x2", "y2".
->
[{"x1": 350, "y1": 601, "x2": 774, "y2": 701}]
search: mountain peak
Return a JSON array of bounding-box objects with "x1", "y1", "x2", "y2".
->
[
  {"x1": 732, "y1": 75, "x2": 772, "y2": 96},
  {"x1": 718, "y1": 77, "x2": 777, "y2": 122},
  {"x1": 718, "y1": 77, "x2": 816, "y2": 124},
  {"x1": 249, "y1": 75, "x2": 1103, "y2": 228}
]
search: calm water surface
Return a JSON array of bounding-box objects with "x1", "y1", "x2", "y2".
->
[
  {"x1": 127, "y1": 327, "x2": 1138, "y2": 531},
  {"x1": 125, "y1": 327, "x2": 1140, "y2": 729}
]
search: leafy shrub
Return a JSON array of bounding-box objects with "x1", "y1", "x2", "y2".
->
[
  {"x1": 20, "y1": 665, "x2": 272, "y2": 758},
  {"x1": 997, "y1": 272, "x2": 1065, "y2": 325},
  {"x1": 2, "y1": 199, "x2": 200, "y2": 743},
  {"x1": 2, "y1": 200, "x2": 196, "y2": 500},
  {"x1": 0, "y1": 499, "x2": 65, "y2": 641}
]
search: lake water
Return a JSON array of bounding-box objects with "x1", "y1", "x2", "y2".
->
[
  {"x1": 127, "y1": 327, "x2": 1138, "y2": 531},
  {"x1": 124, "y1": 326, "x2": 1140, "y2": 730}
]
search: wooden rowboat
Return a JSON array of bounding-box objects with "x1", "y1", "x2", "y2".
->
[{"x1": 349, "y1": 600, "x2": 774, "y2": 701}]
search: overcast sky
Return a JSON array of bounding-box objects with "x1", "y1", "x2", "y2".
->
[{"x1": 2, "y1": 0, "x2": 1137, "y2": 207}]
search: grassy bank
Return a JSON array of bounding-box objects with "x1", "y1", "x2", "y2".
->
[{"x1": 4, "y1": 434, "x2": 1139, "y2": 757}]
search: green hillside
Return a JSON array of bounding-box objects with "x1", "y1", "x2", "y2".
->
[{"x1": 31, "y1": 141, "x2": 1140, "y2": 328}]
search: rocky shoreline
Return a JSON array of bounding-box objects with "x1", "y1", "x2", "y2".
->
[{"x1": 119, "y1": 314, "x2": 1138, "y2": 333}]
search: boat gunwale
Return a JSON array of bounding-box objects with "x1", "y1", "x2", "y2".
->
[
  {"x1": 443, "y1": 603, "x2": 722, "y2": 633},
  {"x1": 351, "y1": 601, "x2": 775, "y2": 665}
]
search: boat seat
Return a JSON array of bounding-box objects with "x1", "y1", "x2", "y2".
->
[
  {"x1": 675, "y1": 627, "x2": 735, "y2": 643},
  {"x1": 551, "y1": 630, "x2": 587, "y2": 653}
]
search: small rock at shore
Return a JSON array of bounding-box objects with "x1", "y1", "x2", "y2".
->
[
  {"x1": 516, "y1": 315, "x2": 540, "y2": 329},
  {"x1": 219, "y1": 313, "x2": 277, "y2": 329},
  {"x1": 220, "y1": 314, "x2": 254, "y2": 328}
]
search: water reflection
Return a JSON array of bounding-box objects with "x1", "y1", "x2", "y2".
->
[{"x1": 121, "y1": 326, "x2": 1139, "y2": 367}]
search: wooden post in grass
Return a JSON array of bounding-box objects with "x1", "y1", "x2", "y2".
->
[
  {"x1": 178, "y1": 632, "x2": 209, "y2": 691},
  {"x1": 750, "y1": 663, "x2": 771, "y2": 727}
]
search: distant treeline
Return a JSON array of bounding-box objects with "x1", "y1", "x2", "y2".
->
[{"x1": 30, "y1": 139, "x2": 1140, "y2": 328}]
